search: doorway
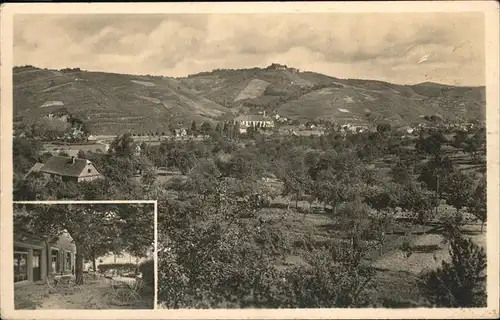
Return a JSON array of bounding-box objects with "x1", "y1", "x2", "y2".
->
[{"x1": 32, "y1": 249, "x2": 41, "y2": 281}]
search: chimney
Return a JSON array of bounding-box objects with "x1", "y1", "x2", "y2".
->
[{"x1": 71, "y1": 156, "x2": 76, "y2": 164}]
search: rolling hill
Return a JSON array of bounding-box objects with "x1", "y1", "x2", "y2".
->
[
  {"x1": 13, "y1": 64, "x2": 485, "y2": 135},
  {"x1": 180, "y1": 65, "x2": 486, "y2": 125},
  {"x1": 13, "y1": 66, "x2": 232, "y2": 135}
]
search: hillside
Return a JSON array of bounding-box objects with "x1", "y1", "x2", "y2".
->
[
  {"x1": 13, "y1": 65, "x2": 485, "y2": 135},
  {"x1": 180, "y1": 65, "x2": 485, "y2": 125},
  {"x1": 13, "y1": 66, "x2": 232, "y2": 135}
]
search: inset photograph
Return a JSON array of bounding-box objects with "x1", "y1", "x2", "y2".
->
[{"x1": 13, "y1": 202, "x2": 155, "y2": 310}]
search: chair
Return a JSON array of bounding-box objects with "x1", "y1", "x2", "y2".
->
[{"x1": 107, "y1": 276, "x2": 143, "y2": 306}]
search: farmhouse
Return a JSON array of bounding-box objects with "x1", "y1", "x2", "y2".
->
[
  {"x1": 26, "y1": 155, "x2": 103, "y2": 183},
  {"x1": 14, "y1": 228, "x2": 76, "y2": 285},
  {"x1": 174, "y1": 128, "x2": 188, "y2": 138}
]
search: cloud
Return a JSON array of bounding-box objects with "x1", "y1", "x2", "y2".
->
[{"x1": 13, "y1": 12, "x2": 484, "y2": 85}]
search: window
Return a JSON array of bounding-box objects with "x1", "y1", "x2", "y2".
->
[
  {"x1": 66, "y1": 252, "x2": 72, "y2": 271},
  {"x1": 51, "y1": 249, "x2": 59, "y2": 273},
  {"x1": 87, "y1": 168, "x2": 91, "y2": 173},
  {"x1": 14, "y1": 247, "x2": 28, "y2": 283}
]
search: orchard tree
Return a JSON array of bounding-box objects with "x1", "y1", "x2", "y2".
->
[
  {"x1": 418, "y1": 154, "x2": 455, "y2": 204},
  {"x1": 443, "y1": 170, "x2": 476, "y2": 214},
  {"x1": 420, "y1": 234, "x2": 486, "y2": 307},
  {"x1": 190, "y1": 120, "x2": 198, "y2": 137},
  {"x1": 398, "y1": 182, "x2": 436, "y2": 223},
  {"x1": 416, "y1": 134, "x2": 442, "y2": 156},
  {"x1": 157, "y1": 178, "x2": 266, "y2": 307},
  {"x1": 109, "y1": 133, "x2": 136, "y2": 158},
  {"x1": 200, "y1": 121, "x2": 213, "y2": 135},
  {"x1": 468, "y1": 176, "x2": 487, "y2": 232},
  {"x1": 13, "y1": 137, "x2": 43, "y2": 175},
  {"x1": 452, "y1": 130, "x2": 468, "y2": 149},
  {"x1": 276, "y1": 151, "x2": 312, "y2": 210}
]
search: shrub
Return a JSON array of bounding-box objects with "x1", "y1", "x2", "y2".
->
[
  {"x1": 139, "y1": 259, "x2": 154, "y2": 286},
  {"x1": 97, "y1": 263, "x2": 136, "y2": 274},
  {"x1": 419, "y1": 235, "x2": 486, "y2": 307}
]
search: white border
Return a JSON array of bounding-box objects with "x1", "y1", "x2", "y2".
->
[
  {"x1": 7, "y1": 201, "x2": 158, "y2": 314},
  {"x1": 1, "y1": 1, "x2": 499, "y2": 319}
]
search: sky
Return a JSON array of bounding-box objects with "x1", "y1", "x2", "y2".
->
[{"x1": 13, "y1": 13, "x2": 485, "y2": 86}]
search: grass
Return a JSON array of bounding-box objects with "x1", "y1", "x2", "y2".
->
[
  {"x1": 253, "y1": 206, "x2": 486, "y2": 307},
  {"x1": 15, "y1": 277, "x2": 154, "y2": 309}
]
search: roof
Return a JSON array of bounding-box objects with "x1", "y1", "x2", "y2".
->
[
  {"x1": 234, "y1": 115, "x2": 272, "y2": 122},
  {"x1": 39, "y1": 156, "x2": 95, "y2": 177},
  {"x1": 25, "y1": 162, "x2": 44, "y2": 178}
]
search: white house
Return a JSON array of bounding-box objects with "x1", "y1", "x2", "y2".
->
[{"x1": 234, "y1": 115, "x2": 275, "y2": 129}]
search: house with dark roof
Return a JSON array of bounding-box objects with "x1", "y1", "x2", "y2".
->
[{"x1": 27, "y1": 156, "x2": 102, "y2": 183}]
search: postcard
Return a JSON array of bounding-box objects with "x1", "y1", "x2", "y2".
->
[{"x1": 1, "y1": 1, "x2": 499, "y2": 319}]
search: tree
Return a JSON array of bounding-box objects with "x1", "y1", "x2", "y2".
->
[
  {"x1": 443, "y1": 170, "x2": 476, "y2": 214},
  {"x1": 452, "y1": 130, "x2": 468, "y2": 149},
  {"x1": 157, "y1": 178, "x2": 266, "y2": 308},
  {"x1": 417, "y1": 154, "x2": 455, "y2": 208},
  {"x1": 420, "y1": 234, "x2": 486, "y2": 307},
  {"x1": 109, "y1": 133, "x2": 136, "y2": 158},
  {"x1": 200, "y1": 121, "x2": 213, "y2": 135},
  {"x1": 390, "y1": 158, "x2": 413, "y2": 185},
  {"x1": 468, "y1": 176, "x2": 486, "y2": 232},
  {"x1": 77, "y1": 149, "x2": 86, "y2": 159},
  {"x1": 363, "y1": 182, "x2": 401, "y2": 213},
  {"x1": 190, "y1": 121, "x2": 198, "y2": 137},
  {"x1": 277, "y1": 152, "x2": 312, "y2": 210},
  {"x1": 215, "y1": 122, "x2": 222, "y2": 134},
  {"x1": 376, "y1": 123, "x2": 391, "y2": 134},
  {"x1": 13, "y1": 137, "x2": 43, "y2": 175},
  {"x1": 232, "y1": 122, "x2": 240, "y2": 139},
  {"x1": 463, "y1": 137, "x2": 481, "y2": 161},
  {"x1": 398, "y1": 182, "x2": 435, "y2": 223},
  {"x1": 416, "y1": 134, "x2": 442, "y2": 156}
]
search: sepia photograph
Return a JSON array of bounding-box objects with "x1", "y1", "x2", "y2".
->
[
  {"x1": 13, "y1": 202, "x2": 155, "y2": 310},
  {"x1": 1, "y1": 1, "x2": 499, "y2": 319}
]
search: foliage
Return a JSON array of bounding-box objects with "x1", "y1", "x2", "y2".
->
[
  {"x1": 97, "y1": 263, "x2": 137, "y2": 274},
  {"x1": 417, "y1": 154, "x2": 455, "y2": 195},
  {"x1": 443, "y1": 170, "x2": 476, "y2": 213},
  {"x1": 138, "y1": 259, "x2": 155, "y2": 286},
  {"x1": 109, "y1": 133, "x2": 137, "y2": 158},
  {"x1": 467, "y1": 175, "x2": 487, "y2": 232}
]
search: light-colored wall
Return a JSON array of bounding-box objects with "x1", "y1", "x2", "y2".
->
[{"x1": 78, "y1": 163, "x2": 102, "y2": 181}]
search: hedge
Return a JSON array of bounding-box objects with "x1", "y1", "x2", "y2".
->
[
  {"x1": 139, "y1": 259, "x2": 154, "y2": 287},
  {"x1": 97, "y1": 263, "x2": 137, "y2": 274}
]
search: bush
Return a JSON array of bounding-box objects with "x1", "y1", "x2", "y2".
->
[
  {"x1": 419, "y1": 235, "x2": 486, "y2": 307},
  {"x1": 97, "y1": 263, "x2": 136, "y2": 274},
  {"x1": 139, "y1": 259, "x2": 154, "y2": 286}
]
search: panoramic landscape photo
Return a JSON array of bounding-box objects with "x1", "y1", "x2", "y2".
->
[{"x1": 12, "y1": 12, "x2": 487, "y2": 308}]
